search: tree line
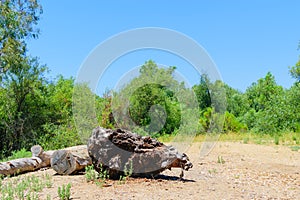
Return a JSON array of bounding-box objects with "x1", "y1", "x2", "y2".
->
[{"x1": 0, "y1": 0, "x2": 299, "y2": 159}]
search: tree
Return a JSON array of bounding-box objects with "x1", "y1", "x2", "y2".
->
[
  {"x1": 224, "y1": 83, "x2": 249, "y2": 118},
  {"x1": 192, "y1": 74, "x2": 211, "y2": 110},
  {"x1": 244, "y1": 72, "x2": 285, "y2": 133},
  {"x1": 0, "y1": 0, "x2": 44, "y2": 155},
  {"x1": 112, "y1": 60, "x2": 186, "y2": 136},
  {"x1": 289, "y1": 59, "x2": 300, "y2": 82},
  {"x1": 245, "y1": 72, "x2": 283, "y2": 112},
  {"x1": 0, "y1": 0, "x2": 42, "y2": 80}
]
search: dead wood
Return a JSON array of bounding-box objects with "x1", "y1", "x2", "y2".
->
[
  {"x1": 50, "y1": 145, "x2": 92, "y2": 175},
  {"x1": 87, "y1": 127, "x2": 193, "y2": 179},
  {"x1": 0, "y1": 145, "x2": 53, "y2": 176}
]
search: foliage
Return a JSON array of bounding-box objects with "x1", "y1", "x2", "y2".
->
[
  {"x1": 192, "y1": 74, "x2": 211, "y2": 110},
  {"x1": 112, "y1": 60, "x2": 185, "y2": 136},
  {"x1": 57, "y1": 183, "x2": 71, "y2": 200},
  {"x1": 0, "y1": 148, "x2": 31, "y2": 162},
  {"x1": 0, "y1": 0, "x2": 299, "y2": 157},
  {"x1": 85, "y1": 165, "x2": 99, "y2": 182},
  {"x1": 85, "y1": 164, "x2": 109, "y2": 187},
  {"x1": 289, "y1": 58, "x2": 300, "y2": 82},
  {"x1": 0, "y1": 174, "x2": 52, "y2": 200},
  {"x1": 217, "y1": 155, "x2": 225, "y2": 164},
  {"x1": 38, "y1": 123, "x2": 82, "y2": 150},
  {"x1": 0, "y1": 0, "x2": 45, "y2": 158}
]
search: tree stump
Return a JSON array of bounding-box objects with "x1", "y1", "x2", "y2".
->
[
  {"x1": 50, "y1": 145, "x2": 92, "y2": 175},
  {"x1": 87, "y1": 127, "x2": 193, "y2": 179}
]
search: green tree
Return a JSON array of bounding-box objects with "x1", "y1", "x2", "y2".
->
[
  {"x1": 289, "y1": 59, "x2": 300, "y2": 82},
  {"x1": 245, "y1": 72, "x2": 282, "y2": 112},
  {"x1": 192, "y1": 74, "x2": 211, "y2": 110},
  {"x1": 0, "y1": 0, "x2": 42, "y2": 80},
  {"x1": 244, "y1": 72, "x2": 284, "y2": 133},
  {"x1": 224, "y1": 83, "x2": 249, "y2": 118},
  {"x1": 112, "y1": 60, "x2": 187, "y2": 136},
  {"x1": 285, "y1": 82, "x2": 300, "y2": 132},
  {"x1": 0, "y1": 0, "x2": 49, "y2": 157}
]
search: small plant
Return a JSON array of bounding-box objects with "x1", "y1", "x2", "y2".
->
[
  {"x1": 274, "y1": 135, "x2": 279, "y2": 145},
  {"x1": 26, "y1": 192, "x2": 38, "y2": 200},
  {"x1": 290, "y1": 146, "x2": 300, "y2": 151},
  {"x1": 217, "y1": 156, "x2": 225, "y2": 164},
  {"x1": 119, "y1": 161, "x2": 133, "y2": 184},
  {"x1": 44, "y1": 173, "x2": 53, "y2": 188},
  {"x1": 97, "y1": 164, "x2": 109, "y2": 181},
  {"x1": 124, "y1": 161, "x2": 133, "y2": 178},
  {"x1": 85, "y1": 164, "x2": 109, "y2": 187},
  {"x1": 58, "y1": 183, "x2": 71, "y2": 200},
  {"x1": 85, "y1": 165, "x2": 99, "y2": 182},
  {"x1": 208, "y1": 168, "x2": 217, "y2": 174},
  {"x1": 0, "y1": 174, "x2": 53, "y2": 200},
  {"x1": 243, "y1": 137, "x2": 249, "y2": 144},
  {"x1": 0, "y1": 148, "x2": 32, "y2": 162},
  {"x1": 28, "y1": 175, "x2": 44, "y2": 192}
]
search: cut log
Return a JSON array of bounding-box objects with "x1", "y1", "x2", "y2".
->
[
  {"x1": 87, "y1": 127, "x2": 193, "y2": 179},
  {"x1": 0, "y1": 145, "x2": 91, "y2": 176},
  {"x1": 31, "y1": 145, "x2": 54, "y2": 167},
  {"x1": 50, "y1": 145, "x2": 92, "y2": 175},
  {"x1": 0, "y1": 145, "x2": 53, "y2": 176}
]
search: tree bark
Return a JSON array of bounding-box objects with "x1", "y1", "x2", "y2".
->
[
  {"x1": 87, "y1": 127, "x2": 193, "y2": 179},
  {"x1": 50, "y1": 145, "x2": 92, "y2": 175},
  {"x1": 0, "y1": 145, "x2": 91, "y2": 176},
  {"x1": 0, "y1": 145, "x2": 53, "y2": 176}
]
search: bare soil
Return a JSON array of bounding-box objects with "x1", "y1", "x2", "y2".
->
[{"x1": 21, "y1": 142, "x2": 300, "y2": 199}]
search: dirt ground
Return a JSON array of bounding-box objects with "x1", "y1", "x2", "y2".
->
[{"x1": 21, "y1": 142, "x2": 300, "y2": 199}]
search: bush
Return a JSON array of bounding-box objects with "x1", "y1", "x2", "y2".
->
[
  {"x1": 0, "y1": 148, "x2": 31, "y2": 162},
  {"x1": 38, "y1": 123, "x2": 83, "y2": 150},
  {"x1": 223, "y1": 111, "x2": 247, "y2": 133}
]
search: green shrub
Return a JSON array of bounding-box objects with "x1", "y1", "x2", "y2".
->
[
  {"x1": 85, "y1": 165, "x2": 99, "y2": 182},
  {"x1": 58, "y1": 183, "x2": 71, "y2": 200},
  {"x1": 1, "y1": 148, "x2": 31, "y2": 162},
  {"x1": 38, "y1": 123, "x2": 82, "y2": 150},
  {"x1": 223, "y1": 111, "x2": 247, "y2": 133}
]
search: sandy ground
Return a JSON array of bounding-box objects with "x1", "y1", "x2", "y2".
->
[{"x1": 16, "y1": 142, "x2": 300, "y2": 199}]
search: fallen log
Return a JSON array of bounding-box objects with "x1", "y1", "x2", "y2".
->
[
  {"x1": 87, "y1": 127, "x2": 193, "y2": 179},
  {"x1": 0, "y1": 145, "x2": 53, "y2": 176},
  {"x1": 50, "y1": 145, "x2": 92, "y2": 175},
  {"x1": 0, "y1": 145, "x2": 91, "y2": 176}
]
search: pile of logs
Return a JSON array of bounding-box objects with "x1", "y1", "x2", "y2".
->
[{"x1": 0, "y1": 127, "x2": 193, "y2": 179}]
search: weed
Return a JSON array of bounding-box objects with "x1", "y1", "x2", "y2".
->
[
  {"x1": 274, "y1": 135, "x2": 280, "y2": 145},
  {"x1": 85, "y1": 165, "x2": 99, "y2": 182},
  {"x1": 217, "y1": 156, "x2": 225, "y2": 164},
  {"x1": 46, "y1": 194, "x2": 51, "y2": 200},
  {"x1": 85, "y1": 164, "x2": 109, "y2": 187},
  {"x1": 58, "y1": 183, "x2": 71, "y2": 200},
  {"x1": 26, "y1": 192, "x2": 38, "y2": 200},
  {"x1": 0, "y1": 174, "x2": 51, "y2": 200},
  {"x1": 290, "y1": 146, "x2": 300, "y2": 151},
  {"x1": 119, "y1": 161, "x2": 133, "y2": 184},
  {"x1": 124, "y1": 161, "x2": 133, "y2": 177},
  {"x1": 0, "y1": 148, "x2": 31, "y2": 162},
  {"x1": 208, "y1": 168, "x2": 217, "y2": 174},
  {"x1": 43, "y1": 173, "x2": 53, "y2": 188},
  {"x1": 243, "y1": 137, "x2": 249, "y2": 144},
  {"x1": 97, "y1": 164, "x2": 109, "y2": 182}
]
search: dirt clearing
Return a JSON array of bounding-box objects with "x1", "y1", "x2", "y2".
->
[{"x1": 12, "y1": 142, "x2": 300, "y2": 200}]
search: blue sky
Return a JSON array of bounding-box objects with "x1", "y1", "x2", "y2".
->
[{"x1": 27, "y1": 0, "x2": 300, "y2": 95}]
